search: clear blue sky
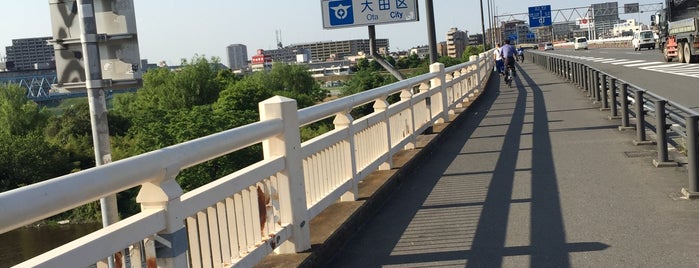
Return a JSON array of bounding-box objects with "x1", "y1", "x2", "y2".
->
[{"x1": 1, "y1": 1, "x2": 662, "y2": 66}]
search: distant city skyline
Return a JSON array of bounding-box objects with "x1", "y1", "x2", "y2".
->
[{"x1": 1, "y1": 1, "x2": 661, "y2": 66}]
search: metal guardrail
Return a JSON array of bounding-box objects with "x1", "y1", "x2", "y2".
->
[
  {"x1": 530, "y1": 51, "x2": 699, "y2": 198},
  {"x1": 0, "y1": 52, "x2": 494, "y2": 267}
]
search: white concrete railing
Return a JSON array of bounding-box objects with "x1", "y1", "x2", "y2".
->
[{"x1": 0, "y1": 52, "x2": 493, "y2": 268}]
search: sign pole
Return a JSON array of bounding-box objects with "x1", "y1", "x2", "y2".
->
[
  {"x1": 77, "y1": 0, "x2": 119, "y2": 254},
  {"x1": 367, "y1": 25, "x2": 404, "y2": 80}
]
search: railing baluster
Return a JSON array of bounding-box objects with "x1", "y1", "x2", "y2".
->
[
  {"x1": 653, "y1": 100, "x2": 676, "y2": 167},
  {"x1": 619, "y1": 83, "x2": 632, "y2": 130},
  {"x1": 684, "y1": 115, "x2": 699, "y2": 199},
  {"x1": 633, "y1": 90, "x2": 653, "y2": 145},
  {"x1": 609, "y1": 78, "x2": 620, "y2": 119},
  {"x1": 600, "y1": 74, "x2": 609, "y2": 110}
]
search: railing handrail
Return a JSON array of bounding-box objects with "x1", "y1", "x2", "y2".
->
[
  {"x1": 0, "y1": 51, "x2": 495, "y2": 267},
  {"x1": 0, "y1": 118, "x2": 284, "y2": 234}
]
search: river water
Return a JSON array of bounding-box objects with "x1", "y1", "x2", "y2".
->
[{"x1": 0, "y1": 223, "x2": 101, "y2": 267}]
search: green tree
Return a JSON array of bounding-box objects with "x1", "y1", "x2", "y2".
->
[
  {"x1": 0, "y1": 131, "x2": 72, "y2": 192},
  {"x1": 119, "y1": 56, "x2": 226, "y2": 114},
  {"x1": 213, "y1": 72, "x2": 273, "y2": 114},
  {"x1": 341, "y1": 69, "x2": 398, "y2": 118},
  {"x1": 356, "y1": 57, "x2": 383, "y2": 72},
  {"x1": 438, "y1": 56, "x2": 464, "y2": 67},
  {"x1": 0, "y1": 84, "x2": 73, "y2": 192},
  {"x1": 462, "y1": 45, "x2": 486, "y2": 61},
  {"x1": 266, "y1": 63, "x2": 328, "y2": 106},
  {"x1": 385, "y1": 55, "x2": 397, "y2": 67},
  {"x1": 44, "y1": 103, "x2": 94, "y2": 171},
  {"x1": 0, "y1": 84, "x2": 51, "y2": 135},
  {"x1": 44, "y1": 102, "x2": 129, "y2": 171}
]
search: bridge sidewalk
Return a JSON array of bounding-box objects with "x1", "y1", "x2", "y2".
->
[{"x1": 261, "y1": 61, "x2": 699, "y2": 267}]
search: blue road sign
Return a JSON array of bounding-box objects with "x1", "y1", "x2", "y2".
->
[
  {"x1": 322, "y1": 0, "x2": 419, "y2": 29},
  {"x1": 528, "y1": 5, "x2": 552, "y2": 28},
  {"x1": 526, "y1": 32, "x2": 536, "y2": 39},
  {"x1": 508, "y1": 34, "x2": 518, "y2": 41},
  {"x1": 329, "y1": 0, "x2": 355, "y2": 26}
]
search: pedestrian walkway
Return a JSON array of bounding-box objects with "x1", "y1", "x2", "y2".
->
[{"x1": 327, "y1": 61, "x2": 699, "y2": 267}]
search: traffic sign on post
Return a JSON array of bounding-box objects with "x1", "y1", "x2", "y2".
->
[
  {"x1": 528, "y1": 5, "x2": 552, "y2": 28},
  {"x1": 49, "y1": 0, "x2": 142, "y2": 91},
  {"x1": 321, "y1": 0, "x2": 419, "y2": 29}
]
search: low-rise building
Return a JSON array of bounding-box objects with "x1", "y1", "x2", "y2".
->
[
  {"x1": 251, "y1": 49, "x2": 273, "y2": 72},
  {"x1": 4, "y1": 37, "x2": 55, "y2": 71}
]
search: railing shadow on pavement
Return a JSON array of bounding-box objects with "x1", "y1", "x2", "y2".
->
[
  {"x1": 328, "y1": 67, "x2": 609, "y2": 267},
  {"x1": 327, "y1": 70, "x2": 505, "y2": 267},
  {"x1": 463, "y1": 63, "x2": 608, "y2": 267}
]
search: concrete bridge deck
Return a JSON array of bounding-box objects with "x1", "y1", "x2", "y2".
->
[{"x1": 260, "y1": 60, "x2": 699, "y2": 267}]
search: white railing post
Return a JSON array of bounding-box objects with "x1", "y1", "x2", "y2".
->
[
  {"x1": 136, "y1": 170, "x2": 188, "y2": 268},
  {"x1": 430, "y1": 63, "x2": 448, "y2": 123},
  {"x1": 259, "y1": 96, "x2": 311, "y2": 254},
  {"x1": 469, "y1": 55, "x2": 481, "y2": 91},
  {"x1": 373, "y1": 98, "x2": 392, "y2": 170},
  {"x1": 333, "y1": 112, "x2": 359, "y2": 202},
  {"x1": 400, "y1": 89, "x2": 417, "y2": 150},
  {"x1": 444, "y1": 73, "x2": 456, "y2": 114},
  {"x1": 452, "y1": 70, "x2": 463, "y2": 108}
]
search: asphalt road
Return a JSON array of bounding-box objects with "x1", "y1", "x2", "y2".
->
[{"x1": 542, "y1": 47, "x2": 699, "y2": 110}]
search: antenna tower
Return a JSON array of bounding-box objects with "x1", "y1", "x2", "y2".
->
[{"x1": 276, "y1": 30, "x2": 283, "y2": 49}]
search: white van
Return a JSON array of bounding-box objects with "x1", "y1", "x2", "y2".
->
[
  {"x1": 632, "y1": 30, "x2": 656, "y2": 51},
  {"x1": 574, "y1": 37, "x2": 588, "y2": 50}
]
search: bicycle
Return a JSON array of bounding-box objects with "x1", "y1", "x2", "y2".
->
[{"x1": 504, "y1": 59, "x2": 516, "y2": 88}]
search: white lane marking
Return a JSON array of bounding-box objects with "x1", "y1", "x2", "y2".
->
[
  {"x1": 557, "y1": 54, "x2": 699, "y2": 79},
  {"x1": 601, "y1": 59, "x2": 632, "y2": 64},
  {"x1": 612, "y1": 60, "x2": 645, "y2": 65},
  {"x1": 624, "y1": 62, "x2": 661, "y2": 67},
  {"x1": 641, "y1": 63, "x2": 699, "y2": 79}
]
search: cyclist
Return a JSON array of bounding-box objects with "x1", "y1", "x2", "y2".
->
[
  {"x1": 500, "y1": 39, "x2": 517, "y2": 79},
  {"x1": 516, "y1": 47, "x2": 524, "y2": 62}
]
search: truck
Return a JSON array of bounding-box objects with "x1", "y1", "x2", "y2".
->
[{"x1": 652, "y1": 0, "x2": 699, "y2": 63}]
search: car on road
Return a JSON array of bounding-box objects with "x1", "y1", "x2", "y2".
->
[
  {"x1": 542, "y1": 43, "x2": 554, "y2": 51},
  {"x1": 632, "y1": 30, "x2": 656, "y2": 51},
  {"x1": 574, "y1": 37, "x2": 588, "y2": 50}
]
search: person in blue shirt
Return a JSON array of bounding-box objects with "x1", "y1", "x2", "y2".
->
[
  {"x1": 500, "y1": 39, "x2": 516, "y2": 76},
  {"x1": 516, "y1": 47, "x2": 524, "y2": 62}
]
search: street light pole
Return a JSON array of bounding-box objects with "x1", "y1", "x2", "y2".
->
[
  {"x1": 425, "y1": 0, "x2": 438, "y2": 63},
  {"x1": 480, "y1": 0, "x2": 487, "y2": 48},
  {"x1": 487, "y1": 0, "x2": 493, "y2": 46}
]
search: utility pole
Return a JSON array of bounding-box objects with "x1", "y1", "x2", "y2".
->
[
  {"x1": 487, "y1": 0, "x2": 493, "y2": 46},
  {"x1": 480, "y1": 0, "x2": 487, "y2": 48},
  {"x1": 425, "y1": 0, "x2": 438, "y2": 63}
]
